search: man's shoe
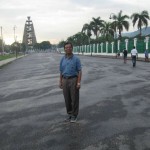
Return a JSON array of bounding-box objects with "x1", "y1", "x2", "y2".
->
[
  {"x1": 65, "y1": 115, "x2": 71, "y2": 122},
  {"x1": 70, "y1": 116, "x2": 77, "y2": 123}
]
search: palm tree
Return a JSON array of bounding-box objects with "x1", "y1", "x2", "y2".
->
[
  {"x1": 111, "y1": 10, "x2": 129, "y2": 38},
  {"x1": 90, "y1": 17, "x2": 104, "y2": 39},
  {"x1": 131, "y1": 10, "x2": 150, "y2": 36},
  {"x1": 100, "y1": 21, "x2": 114, "y2": 41},
  {"x1": 82, "y1": 23, "x2": 95, "y2": 56},
  {"x1": 73, "y1": 32, "x2": 89, "y2": 54},
  {"x1": 82, "y1": 23, "x2": 92, "y2": 44}
]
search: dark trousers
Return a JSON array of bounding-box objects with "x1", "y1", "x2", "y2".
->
[
  {"x1": 62, "y1": 77, "x2": 79, "y2": 117},
  {"x1": 132, "y1": 56, "x2": 136, "y2": 67}
]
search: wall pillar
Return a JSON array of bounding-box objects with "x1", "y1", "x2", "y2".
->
[
  {"x1": 125, "y1": 39, "x2": 129, "y2": 50},
  {"x1": 106, "y1": 41, "x2": 108, "y2": 53},
  {"x1": 145, "y1": 36, "x2": 149, "y2": 50},
  {"x1": 118, "y1": 40, "x2": 120, "y2": 51},
  {"x1": 101, "y1": 43, "x2": 103, "y2": 53},
  {"x1": 97, "y1": 44, "x2": 99, "y2": 53},
  {"x1": 134, "y1": 38, "x2": 137, "y2": 48},
  {"x1": 111, "y1": 42, "x2": 114, "y2": 53}
]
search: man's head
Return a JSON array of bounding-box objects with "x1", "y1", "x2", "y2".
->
[{"x1": 64, "y1": 42, "x2": 73, "y2": 55}]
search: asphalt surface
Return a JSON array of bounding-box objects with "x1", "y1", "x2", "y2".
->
[{"x1": 0, "y1": 53, "x2": 150, "y2": 150}]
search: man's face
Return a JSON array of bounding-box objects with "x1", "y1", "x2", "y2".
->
[{"x1": 64, "y1": 44, "x2": 72, "y2": 54}]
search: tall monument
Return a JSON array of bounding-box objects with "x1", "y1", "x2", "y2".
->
[{"x1": 23, "y1": 16, "x2": 37, "y2": 49}]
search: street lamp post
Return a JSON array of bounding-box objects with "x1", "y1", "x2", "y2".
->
[
  {"x1": 13, "y1": 26, "x2": 18, "y2": 58},
  {"x1": 109, "y1": 13, "x2": 117, "y2": 58},
  {"x1": 19, "y1": 40, "x2": 22, "y2": 54},
  {"x1": 14, "y1": 42, "x2": 18, "y2": 58},
  {"x1": 1, "y1": 26, "x2": 4, "y2": 55},
  {"x1": 13, "y1": 26, "x2": 17, "y2": 42}
]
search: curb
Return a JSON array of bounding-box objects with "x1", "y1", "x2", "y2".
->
[
  {"x1": 0, "y1": 55, "x2": 27, "y2": 68},
  {"x1": 77, "y1": 53, "x2": 148, "y2": 62}
]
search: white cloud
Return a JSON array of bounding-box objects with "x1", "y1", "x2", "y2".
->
[{"x1": 1, "y1": 0, "x2": 150, "y2": 44}]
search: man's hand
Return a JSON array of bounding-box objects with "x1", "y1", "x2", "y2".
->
[
  {"x1": 76, "y1": 83, "x2": 81, "y2": 89},
  {"x1": 59, "y1": 81, "x2": 63, "y2": 89}
]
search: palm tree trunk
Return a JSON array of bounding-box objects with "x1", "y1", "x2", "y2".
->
[
  {"x1": 118, "y1": 29, "x2": 121, "y2": 39},
  {"x1": 139, "y1": 27, "x2": 142, "y2": 37}
]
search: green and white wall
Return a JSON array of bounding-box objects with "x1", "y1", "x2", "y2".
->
[{"x1": 59, "y1": 37, "x2": 150, "y2": 58}]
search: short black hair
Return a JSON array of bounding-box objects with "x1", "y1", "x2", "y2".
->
[{"x1": 64, "y1": 42, "x2": 73, "y2": 49}]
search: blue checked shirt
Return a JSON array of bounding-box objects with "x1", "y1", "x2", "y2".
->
[{"x1": 60, "y1": 54, "x2": 82, "y2": 77}]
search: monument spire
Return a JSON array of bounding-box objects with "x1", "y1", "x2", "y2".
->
[{"x1": 23, "y1": 16, "x2": 37, "y2": 50}]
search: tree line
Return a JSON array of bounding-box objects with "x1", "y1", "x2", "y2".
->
[
  {"x1": 0, "y1": 40, "x2": 53, "y2": 54},
  {"x1": 57, "y1": 10, "x2": 150, "y2": 48}
]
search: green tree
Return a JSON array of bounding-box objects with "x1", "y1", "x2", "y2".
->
[
  {"x1": 131, "y1": 10, "x2": 150, "y2": 36},
  {"x1": 57, "y1": 40, "x2": 66, "y2": 48},
  {"x1": 4, "y1": 45, "x2": 11, "y2": 53},
  {"x1": 82, "y1": 23, "x2": 94, "y2": 56},
  {"x1": 11, "y1": 42, "x2": 20, "y2": 58},
  {"x1": 21, "y1": 43, "x2": 26, "y2": 54},
  {"x1": 100, "y1": 21, "x2": 114, "y2": 41},
  {"x1": 34, "y1": 41, "x2": 51, "y2": 51},
  {"x1": 66, "y1": 36, "x2": 75, "y2": 45},
  {"x1": 34, "y1": 43, "x2": 41, "y2": 50},
  {"x1": 40, "y1": 41, "x2": 51, "y2": 50},
  {"x1": 0, "y1": 39, "x2": 5, "y2": 54},
  {"x1": 82, "y1": 23, "x2": 92, "y2": 44},
  {"x1": 73, "y1": 32, "x2": 89, "y2": 46},
  {"x1": 111, "y1": 10, "x2": 129, "y2": 39},
  {"x1": 90, "y1": 17, "x2": 104, "y2": 40}
]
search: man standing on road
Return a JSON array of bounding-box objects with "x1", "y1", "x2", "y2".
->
[
  {"x1": 131, "y1": 46, "x2": 138, "y2": 67},
  {"x1": 59, "y1": 42, "x2": 82, "y2": 123},
  {"x1": 123, "y1": 48, "x2": 128, "y2": 63},
  {"x1": 144, "y1": 49, "x2": 149, "y2": 62}
]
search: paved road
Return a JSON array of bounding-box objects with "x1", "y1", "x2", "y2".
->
[{"x1": 0, "y1": 53, "x2": 150, "y2": 150}]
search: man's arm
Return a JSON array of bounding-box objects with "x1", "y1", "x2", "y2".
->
[
  {"x1": 76, "y1": 70, "x2": 82, "y2": 89},
  {"x1": 136, "y1": 49, "x2": 138, "y2": 59},
  {"x1": 131, "y1": 49, "x2": 133, "y2": 57},
  {"x1": 59, "y1": 73, "x2": 63, "y2": 89},
  {"x1": 59, "y1": 57, "x2": 63, "y2": 89}
]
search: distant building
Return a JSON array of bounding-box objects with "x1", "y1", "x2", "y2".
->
[{"x1": 23, "y1": 16, "x2": 37, "y2": 50}]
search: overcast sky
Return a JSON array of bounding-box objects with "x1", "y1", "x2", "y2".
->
[{"x1": 0, "y1": 0, "x2": 149, "y2": 45}]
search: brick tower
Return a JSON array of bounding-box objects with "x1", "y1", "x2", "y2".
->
[{"x1": 23, "y1": 16, "x2": 37, "y2": 49}]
